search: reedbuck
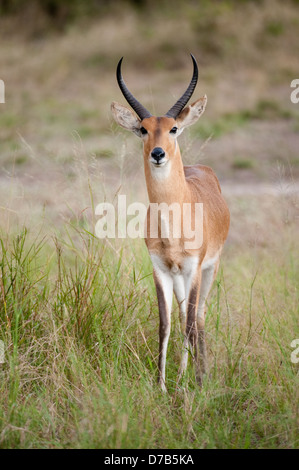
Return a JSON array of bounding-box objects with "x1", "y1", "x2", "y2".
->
[{"x1": 111, "y1": 54, "x2": 230, "y2": 391}]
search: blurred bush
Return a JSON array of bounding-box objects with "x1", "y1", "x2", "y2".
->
[
  {"x1": 0, "y1": 0, "x2": 298, "y2": 49},
  {"x1": 1, "y1": 0, "x2": 298, "y2": 28}
]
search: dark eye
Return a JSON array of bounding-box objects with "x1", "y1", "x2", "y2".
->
[
  {"x1": 170, "y1": 126, "x2": 177, "y2": 134},
  {"x1": 140, "y1": 127, "x2": 148, "y2": 135}
]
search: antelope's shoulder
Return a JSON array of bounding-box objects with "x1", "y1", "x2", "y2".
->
[{"x1": 184, "y1": 164, "x2": 222, "y2": 193}]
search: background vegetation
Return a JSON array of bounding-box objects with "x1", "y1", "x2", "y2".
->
[{"x1": 0, "y1": 0, "x2": 298, "y2": 448}]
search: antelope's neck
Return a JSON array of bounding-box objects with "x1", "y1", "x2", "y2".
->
[{"x1": 144, "y1": 148, "x2": 189, "y2": 205}]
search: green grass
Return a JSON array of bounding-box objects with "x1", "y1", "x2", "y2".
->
[
  {"x1": 232, "y1": 158, "x2": 255, "y2": 170},
  {"x1": 0, "y1": 218, "x2": 298, "y2": 449}
]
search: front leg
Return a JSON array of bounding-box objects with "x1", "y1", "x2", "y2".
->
[
  {"x1": 186, "y1": 273, "x2": 202, "y2": 386},
  {"x1": 173, "y1": 274, "x2": 189, "y2": 381},
  {"x1": 151, "y1": 255, "x2": 173, "y2": 392}
]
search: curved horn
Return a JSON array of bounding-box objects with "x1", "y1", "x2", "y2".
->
[
  {"x1": 116, "y1": 57, "x2": 152, "y2": 120},
  {"x1": 165, "y1": 54, "x2": 198, "y2": 119}
]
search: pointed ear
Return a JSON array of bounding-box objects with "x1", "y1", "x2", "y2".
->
[
  {"x1": 111, "y1": 101, "x2": 142, "y2": 136},
  {"x1": 176, "y1": 95, "x2": 207, "y2": 133}
]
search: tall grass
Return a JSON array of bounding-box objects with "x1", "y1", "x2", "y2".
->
[{"x1": 0, "y1": 209, "x2": 298, "y2": 448}]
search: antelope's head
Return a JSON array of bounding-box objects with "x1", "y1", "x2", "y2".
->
[{"x1": 111, "y1": 54, "x2": 207, "y2": 177}]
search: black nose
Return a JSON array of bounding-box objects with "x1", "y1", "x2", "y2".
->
[{"x1": 151, "y1": 147, "x2": 165, "y2": 164}]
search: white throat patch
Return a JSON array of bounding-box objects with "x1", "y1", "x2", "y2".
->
[{"x1": 150, "y1": 160, "x2": 171, "y2": 181}]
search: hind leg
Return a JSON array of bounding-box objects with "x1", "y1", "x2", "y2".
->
[
  {"x1": 173, "y1": 257, "x2": 200, "y2": 381},
  {"x1": 196, "y1": 258, "x2": 220, "y2": 383}
]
